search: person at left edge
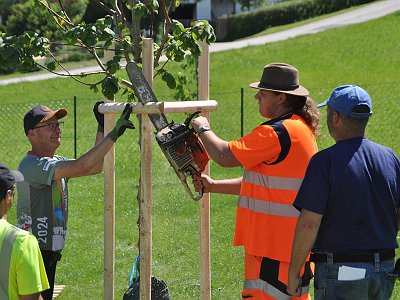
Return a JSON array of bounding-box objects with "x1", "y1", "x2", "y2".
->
[
  {"x1": 0, "y1": 162, "x2": 49, "y2": 300},
  {"x1": 16, "y1": 103, "x2": 134, "y2": 300}
]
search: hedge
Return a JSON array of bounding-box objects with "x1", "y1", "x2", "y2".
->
[{"x1": 216, "y1": 0, "x2": 377, "y2": 41}]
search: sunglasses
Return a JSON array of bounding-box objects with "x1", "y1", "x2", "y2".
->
[{"x1": 32, "y1": 121, "x2": 64, "y2": 131}]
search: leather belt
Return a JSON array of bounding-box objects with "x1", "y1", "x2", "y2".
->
[{"x1": 310, "y1": 249, "x2": 395, "y2": 263}]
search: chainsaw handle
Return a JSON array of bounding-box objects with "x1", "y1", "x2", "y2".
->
[
  {"x1": 184, "y1": 111, "x2": 201, "y2": 127},
  {"x1": 181, "y1": 177, "x2": 203, "y2": 201}
]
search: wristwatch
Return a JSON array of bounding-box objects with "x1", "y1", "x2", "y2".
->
[{"x1": 198, "y1": 125, "x2": 211, "y2": 136}]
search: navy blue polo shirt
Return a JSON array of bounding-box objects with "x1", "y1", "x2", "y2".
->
[{"x1": 294, "y1": 137, "x2": 400, "y2": 252}]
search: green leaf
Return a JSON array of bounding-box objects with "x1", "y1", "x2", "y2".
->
[
  {"x1": 106, "y1": 59, "x2": 121, "y2": 75},
  {"x1": 134, "y1": 2, "x2": 147, "y2": 17},
  {"x1": 46, "y1": 61, "x2": 56, "y2": 71},
  {"x1": 104, "y1": 38, "x2": 113, "y2": 50},
  {"x1": 162, "y1": 71, "x2": 177, "y2": 89},
  {"x1": 90, "y1": 84, "x2": 99, "y2": 93},
  {"x1": 150, "y1": 0, "x2": 159, "y2": 10},
  {"x1": 2, "y1": 47, "x2": 20, "y2": 64},
  {"x1": 104, "y1": 28, "x2": 115, "y2": 36},
  {"x1": 171, "y1": 20, "x2": 185, "y2": 35},
  {"x1": 102, "y1": 76, "x2": 120, "y2": 100},
  {"x1": 104, "y1": 16, "x2": 114, "y2": 27}
]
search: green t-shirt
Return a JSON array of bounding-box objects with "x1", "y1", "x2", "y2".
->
[
  {"x1": 0, "y1": 219, "x2": 49, "y2": 299},
  {"x1": 17, "y1": 153, "x2": 69, "y2": 251}
]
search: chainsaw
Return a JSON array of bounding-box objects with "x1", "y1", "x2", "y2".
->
[{"x1": 125, "y1": 61, "x2": 210, "y2": 201}]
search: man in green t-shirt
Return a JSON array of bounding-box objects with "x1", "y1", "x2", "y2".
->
[
  {"x1": 17, "y1": 103, "x2": 134, "y2": 300},
  {"x1": 0, "y1": 162, "x2": 49, "y2": 300}
]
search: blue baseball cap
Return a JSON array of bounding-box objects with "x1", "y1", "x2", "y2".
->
[{"x1": 317, "y1": 85, "x2": 372, "y2": 118}]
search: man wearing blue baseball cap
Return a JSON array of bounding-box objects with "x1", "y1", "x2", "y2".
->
[{"x1": 288, "y1": 85, "x2": 400, "y2": 299}]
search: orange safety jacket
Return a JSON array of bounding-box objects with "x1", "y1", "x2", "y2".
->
[{"x1": 229, "y1": 113, "x2": 318, "y2": 262}]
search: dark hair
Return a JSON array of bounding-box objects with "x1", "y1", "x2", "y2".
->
[
  {"x1": 279, "y1": 93, "x2": 321, "y2": 135},
  {"x1": 0, "y1": 185, "x2": 13, "y2": 202},
  {"x1": 339, "y1": 113, "x2": 369, "y2": 130},
  {"x1": 327, "y1": 107, "x2": 369, "y2": 136}
]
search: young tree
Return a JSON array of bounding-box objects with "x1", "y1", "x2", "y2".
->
[
  {"x1": 0, "y1": 0, "x2": 215, "y2": 99},
  {"x1": 0, "y1": 4, "x2": 215, "y2": 282}
]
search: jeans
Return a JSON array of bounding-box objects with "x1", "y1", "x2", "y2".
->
[{"x1": 313, "y1": 253, "x2": 396, "y2": 300}]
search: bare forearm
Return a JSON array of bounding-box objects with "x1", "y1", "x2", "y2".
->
[
  {"x1": 209, "y1": 177, "x2": 242, "y2": 195},
  {"x1": 200, "y1": 131, "x2": 240, "y2": 167},
  {"x1": 88, "y1": 131, "x2": 106, "y2": 174},
  {"x1": 289, "y1": 210, "x2": 321, "y2": 278},
  {"x1": 54, "y1": 136, "x2": 114, "y2": 179},
  {"x1": 21, "y1": 293, "x2": 43, "y2": 300}
]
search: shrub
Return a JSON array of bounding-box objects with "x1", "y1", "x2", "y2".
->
[{"x1": 216, "y1": 0, "x2": 376, "y2": 41}]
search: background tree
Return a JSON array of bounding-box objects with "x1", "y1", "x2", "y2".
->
[{"x1": 0, "y1": 0, "x2": 23, "y2": 26}]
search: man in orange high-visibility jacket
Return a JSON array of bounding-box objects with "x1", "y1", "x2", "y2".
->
[{"x1": 192, "y1": 63, "x2": 320, "y2": 299}]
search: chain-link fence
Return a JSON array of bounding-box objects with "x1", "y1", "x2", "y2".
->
[
  {"x1": 230, "y1": 82, "x2": 400, "y2": 154},
  {"x1": 0, "y1": 81, "x2": 398, "y2": 171},
  {"x1": 0, "y1": 97, "x2": 99, "y2": 169}
]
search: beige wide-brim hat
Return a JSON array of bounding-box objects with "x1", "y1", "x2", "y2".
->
[{"x1": 249, "y1": 63, "x2": 309, "y2": 96}]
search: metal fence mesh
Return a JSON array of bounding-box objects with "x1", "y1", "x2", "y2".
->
[
  {"x1": 0, "y1": 97, "x2": 100, "y2": 169},
  {"x1": 0, "y1": 81, "x2": 398, "y2": 171}
]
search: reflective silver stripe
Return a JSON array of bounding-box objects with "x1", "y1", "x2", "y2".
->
[
  {"x1": 243, "y1": 170, "x2": 303, "y2": 191},
  {"x1": 238, "y1": 196, "x2": 300, "y2": 217},
  {"x1": 244, "y1": 279, "x2": 310, "y2": 299},
  {"x1": 301, "y1": 285, "x2": 310, "y2": 296},
  {"x1": 244, "y1": 279, "x2": 290, "y2": 299}
]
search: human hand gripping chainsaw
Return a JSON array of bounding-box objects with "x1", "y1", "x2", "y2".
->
[{"x1": 125, "y1": 61, "x2": 210, "y2": 201}]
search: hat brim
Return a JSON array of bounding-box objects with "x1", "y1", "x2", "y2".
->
[
  {"x1": 40, "y1": 108, "x2": 68, "y2": 123},
  {"x1": 10, "y1": 170, "x2": 24, "y2": 183},
  {"x1": 249, "y1": 81, "x2": 309, "y2": 96},
  {"x1": 317, "y1": 100, "x2": 328, "y2": 108}
]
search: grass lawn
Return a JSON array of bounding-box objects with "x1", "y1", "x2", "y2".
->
[{"x1": 1, "y1": 8, "x2": 400, "y2": 300}]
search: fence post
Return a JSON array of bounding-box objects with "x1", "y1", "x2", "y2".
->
[
  {"x1": 73, "y1": 96, "x2": 77, "y2": 159},
  {"x1": 241, "y1": 88, "x2": 244, "y2": 137}
]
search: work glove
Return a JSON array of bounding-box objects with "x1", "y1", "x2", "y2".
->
[
  {"x1": 108, "y1": 104, "x2": 135, "y2": 142},
  {"x1": 93, "y1": 101, "x2": 104, "y2": 132}
]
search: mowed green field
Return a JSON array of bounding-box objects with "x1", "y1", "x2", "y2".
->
[{"x1": 1, "y1": 9, "x2": 400, "y2": 299}]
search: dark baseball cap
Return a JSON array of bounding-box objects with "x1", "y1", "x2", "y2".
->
[
  {"x1": 317, "y1": 85, "x2": 372, "y2": 118},
  {"x1": 24, "y1": 105, "x2": 68, "y2": 135},
  {"x1": 0, "y1": 162, "x2": 24, "y2": 193}
]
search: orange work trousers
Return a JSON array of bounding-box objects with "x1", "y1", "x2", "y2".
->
[{"x1": 242, "y1": 251, "x2": 313, "y2": 299}]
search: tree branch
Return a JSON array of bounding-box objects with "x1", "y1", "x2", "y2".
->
[
  {"x1": 155, "y1": 0, "x2": 172, "y2": 65},
  {"x1": 36, "y1": 0, "x2": 74, "y2": 28},
  {"x1": 56, "y1": 0, "x2": 73, "y2": 25}
]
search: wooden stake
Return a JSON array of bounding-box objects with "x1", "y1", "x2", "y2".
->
[
  {"x1": 198, "y1": 41, "x2": 211, "y2": 300},
  {"x1": 104, "y1": 98, "x2": 115, "y2": 300},
  {"x1": 140, "y1": 38, "x2": 153, "y2": 300},
  {"x1": 103, "y1": 44, "x2": 117, "y2": 300}
]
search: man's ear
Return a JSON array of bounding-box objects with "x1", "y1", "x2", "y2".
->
[
  {"x1": 278, "y1": 93, "x2": 287, "y2": 105},
  {"x1": 27, "y1": 129, "x2": 36, "y2": 139},
  {"x1": 5, "y1": 190, "x2": 13, "y2": 205},
  {"x1": 332, "y1": 111, "x2": 341, "y2": 127}
]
